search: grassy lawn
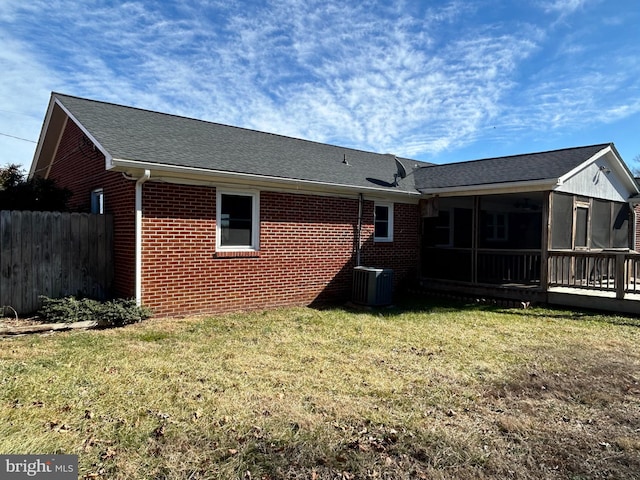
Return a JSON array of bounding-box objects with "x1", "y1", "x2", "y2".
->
[{"x1": 1, "y1": 299, "x2": 639, "y2": 479}]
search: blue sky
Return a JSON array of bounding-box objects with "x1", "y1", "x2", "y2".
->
[{"x1": 1, "y1": 0, "x2": 639, "y2": 172}]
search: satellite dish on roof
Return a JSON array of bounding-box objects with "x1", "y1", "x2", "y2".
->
[
  {"x1": 393, "y1": 157, "x2": 407, "y2": 186},
  {"x1": 395, "y1": 157, "x2": 407, "y2": 179}
]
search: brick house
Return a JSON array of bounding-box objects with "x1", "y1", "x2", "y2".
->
[{"x1": 30, "y1": 93, "x2": 640, "y2": 316}]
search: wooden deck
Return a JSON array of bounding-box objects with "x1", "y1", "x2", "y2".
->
[
  {"x1": 420, "y1": 250, "x2": 640, "y2": 315},
  {"x1": 547, "y1": 287, "x2": 640, "y2": 315},
  {"x1": 419, "y1": 279, "x2": 640, "y2": 315}
]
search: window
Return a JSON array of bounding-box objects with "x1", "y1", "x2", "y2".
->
[
  {"x1": 91, "y1": 189, "x2": 104, "y2": 214},
  {"x1": 374, "y1": 202, "x2": 393, "y2": 242},
  {"x1": 485, "y1": 212, "x2": 508, "y2": 241},
  {"x1": 216, "y1": 190, "x2": 260, "y2": 251},
  {"x1": 435, "y1": 209, "x2": 453, "y2": 246}
]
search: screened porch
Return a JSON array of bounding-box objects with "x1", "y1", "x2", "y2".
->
[{"x1": 420, "y1": 191, "x2": 634, "y2": 298}]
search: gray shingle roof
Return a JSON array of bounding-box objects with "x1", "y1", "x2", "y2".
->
[
  {"x1": 53, "y1": 93, "x2": 430, "y2": 194},
  {"x1": 52, "y1": 93, "x2": 616, "y2": 195},
  {"x1": 413, "y1": 144, "x2": 611, "y2": 191}
]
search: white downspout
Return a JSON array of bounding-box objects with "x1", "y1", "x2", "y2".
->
[
  {"x1": 356, "y1": 193, "x2": 363, "y2": 266},
  {"x1": 135, "y1": 170, "x2": 151, "y2": 305}
]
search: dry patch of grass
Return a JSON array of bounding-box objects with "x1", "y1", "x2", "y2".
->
[{"x1": 1, "y1": 300, "x2": 639, "y2": 479}]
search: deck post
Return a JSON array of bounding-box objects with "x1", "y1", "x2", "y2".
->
[
  {"x1": 541, "y1": 192, "x2": 550, "y2": 292},
  {"x1": 615, "y1": 253, "x2": 625, "y2": 299}
]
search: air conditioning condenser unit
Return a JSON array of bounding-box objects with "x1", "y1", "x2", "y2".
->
[{"x1": 352, "y1": 266, "x2": 393, "y2": 306}]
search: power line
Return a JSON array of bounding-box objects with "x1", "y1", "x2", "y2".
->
[{"x1": 0, "y1": 132, "x2": 37, "y2": 143}]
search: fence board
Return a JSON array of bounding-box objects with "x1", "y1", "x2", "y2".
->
[
  {"x1": 11, "y1": 211, "x2": 23, "y2": 313},
  {"x1": 0, "y1": 212, "x2": 12, "y2": 314},
  {"x1": 69, "y1": 213, "x2": 81, "y2": 297},
  {"x1": 40, "y1": 213, "x2": 54, "y2": 299},
  {"x1": 28, "y1": 212, "x2": 41, "y2": 313},
  {"x1": 59, "y1": 212, "x2": 70, "y2": 296},
  {"x1": 50, "y1": 213, "x2": 61, "y2": 298},
  {"x1": 0, "y1": 211, "x2": 114, "y2": 315}
]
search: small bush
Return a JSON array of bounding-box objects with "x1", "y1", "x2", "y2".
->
[{"x1": 39, "y1": 296, "x2": 152, "y2": 327}]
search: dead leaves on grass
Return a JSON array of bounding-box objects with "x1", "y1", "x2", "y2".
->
[{"x1": 486, "y1": 354, "x2": 640, "y2": 478}]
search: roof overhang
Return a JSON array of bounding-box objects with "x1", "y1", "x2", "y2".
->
[
  {"x1": 418, "y1": 178, "x2": 559, "y2": 197},
  {"x1": 418, "y1": 144, "x2": 640, "y2": 199},
  {"x1": 29, "y1": 95, "x2": 113, "y2": 178},
  {"x1": 111, "y1": 158, "x2": 423, "y2": 203},
  {"x1": 30, "y1": 93, "x2": 421, "y2": 203}
]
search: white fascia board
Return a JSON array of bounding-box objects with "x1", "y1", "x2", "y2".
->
[
  {"x1": 109, "y1": 158, "x2": 422, "y2": 202},
  {"x1": 29, "y1": 95, "x2": 57, "y2": 177},
  {"x1": 557, "y1": 146, "x2": 609, "y2": 186},
  {"x1": 610, "y1": 147, "x2": 640, "y2": 195},
  {"x1": 418, "y1": 178, "x2": 559, "y2": 197},
  {"x1": 53, "y1": 97, "x2": 114, "y2": 170}
]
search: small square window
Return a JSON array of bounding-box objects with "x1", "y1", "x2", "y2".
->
[
  {"x1": 216, "y1": 190, "x2": 260, "y2": 251},
  {"x1": 374, "y1": 203, "x2": 393, "y2": 242}
]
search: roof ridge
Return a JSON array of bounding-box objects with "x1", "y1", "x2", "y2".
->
[{"x1": 422, "y1": 143, "x2": 612, "y2": 168}]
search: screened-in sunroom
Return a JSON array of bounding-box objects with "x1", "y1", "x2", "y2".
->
[{"x1": 413, "y1": 143, "x2": 640, "y2": 312}]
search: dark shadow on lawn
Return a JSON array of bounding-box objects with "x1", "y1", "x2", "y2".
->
[{"x1": 323, "y1": 291, "x2": 640, "y2": 328}]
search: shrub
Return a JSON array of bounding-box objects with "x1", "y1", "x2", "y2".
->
[{"x1": 39, "y1": 296, "x2": 152, "y2": 327}]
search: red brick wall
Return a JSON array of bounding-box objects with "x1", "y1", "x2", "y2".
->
[
  {"x1": 142, "y1": 183, "x2": 420, "y2": 316},
  {"x1": 45, "y1": 120, "x2": 421, "y2": 316},
  {"x1": 45, "y1": 120, "x2": 136, "y2": 298}
]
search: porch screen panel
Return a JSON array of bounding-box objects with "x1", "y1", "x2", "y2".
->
[
  {"x1": 453, "y1": 207, "x2": 472, "y2": 248},
  {"x1": 551, "y1": 193, "x2": 572, "y2": 249},
  {"x1": 591, "y1": 199, "x2": 610, "y2": 249},
  {"x1": 421, "y1": 200, "x2": 473, "y2": 248},
  {"x1": 612, "y1": 202, "x2": 630, "y2": 248},
  {"x1": 421, "y1": 247, "x2": 472, "y2": 281}
]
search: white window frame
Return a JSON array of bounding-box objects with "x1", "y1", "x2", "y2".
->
[
  {"x1": 216, "y1": 189, "x2": 260, "y2": 252},
  {"x1": 486, "y1": 212, "x2": 508, "y2": 242},
  {"x1": 373, "y1": 202, "x2": 394, "y2": 242},
  {"x1": 91, "y1": 188, "x2": 104, "y2": 214},
  {"x1": 435, "y1": 208, "x2": 453, "y2": 247}
]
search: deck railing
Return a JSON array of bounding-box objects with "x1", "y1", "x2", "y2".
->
[
  {"x1": 477, "y1": 249, "x2": 541, "y2": 285},
  {"x1": 423, "y1": 248, "x2": 640, "y2": 300},
  {"x1": 548, "y1": 250, "x2": 640, "y2": 299}
]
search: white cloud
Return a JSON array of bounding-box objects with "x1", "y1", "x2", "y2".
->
[
  {"x1": 0, "y1": 29, "x2": 62, "y2": 167},
  {"x1": 540, "y1": 0, "x2": 590, "y2": 15}
]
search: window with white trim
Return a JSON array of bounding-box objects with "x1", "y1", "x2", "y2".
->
[
  {"x1": 435, "y1": 209, "x2": 453, "y2": 247},
  {"x1": 374, "y1": 202, "x2": 393, "y2": 242},
  {"x1": 485, "y1": 212, "x2": 508, "y2": 241},
  {"x1": 216, "y1": 190, "x2": 260, "y2": 251},
  {"x1": 91, "y1": 188, "x2": 104, "y2": 214}
]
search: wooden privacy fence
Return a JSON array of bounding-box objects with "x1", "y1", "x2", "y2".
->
[{"x1": 0, "y1": 211, "x2": 114, "y2": 315}]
